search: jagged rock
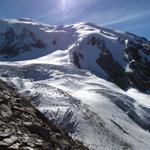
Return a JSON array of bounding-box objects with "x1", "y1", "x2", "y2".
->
[
  {"x1": 3, "y1": 135, "x2": 18, "y2": 145},
  {"x1": 0, "y1": 80, "x2": 89, "y2": 150},
  {"x1": 0, "y1": 104, "x2": 13, "y2": 118},
  {"x1": 0, "y1": 98, "x2": 4, "y2": 104},
  {"x1": 123, "y1": 40, "x2": 150, "y2": 91}
]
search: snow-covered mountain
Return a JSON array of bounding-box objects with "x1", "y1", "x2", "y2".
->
[{"x1": 0, "y1": 18, "x2": 150, "y2": 150}]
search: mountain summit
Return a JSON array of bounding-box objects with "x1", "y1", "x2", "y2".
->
[{"x1": 0, "y1": 19, "x2": 150, "y2": 150}]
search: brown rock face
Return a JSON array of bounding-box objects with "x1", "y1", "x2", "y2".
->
[{"x1": 0, "y1": 80, "x2": 89, "y2": 150}]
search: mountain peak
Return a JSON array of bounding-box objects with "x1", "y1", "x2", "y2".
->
[{"x1": 0, "y1": 19, "x2": 149, "y2": 92}]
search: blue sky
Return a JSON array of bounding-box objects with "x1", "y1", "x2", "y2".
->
[{"x1": 0, "y1": 0, "x2": 150, "y2": 39}]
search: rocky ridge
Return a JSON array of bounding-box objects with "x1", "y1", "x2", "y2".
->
[{"x1": 0, "y1": 79, "x2": 88, "y2": 150}]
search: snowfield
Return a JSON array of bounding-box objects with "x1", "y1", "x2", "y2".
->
[{"x1": 0, "y1": 18, "x2": 150, "y2": 150}]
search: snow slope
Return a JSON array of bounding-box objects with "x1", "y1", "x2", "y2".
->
[{"x1": 0, "y1": 19, "x2": 150, "y2": 150}]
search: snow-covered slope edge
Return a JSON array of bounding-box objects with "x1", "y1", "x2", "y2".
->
[{"x1": 0, "y1": 19, "x2": 150, "y2": 150}]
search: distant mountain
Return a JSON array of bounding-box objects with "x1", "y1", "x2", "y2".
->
[{"x1": 0, "y1": 18, "x2": 150, "y2": 150}]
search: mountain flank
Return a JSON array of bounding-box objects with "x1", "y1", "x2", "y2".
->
[{"x1": 0, "y1": 79, "x2": 88, "y2": 150}]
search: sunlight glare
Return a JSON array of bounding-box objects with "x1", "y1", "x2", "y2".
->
[
  {"x1": 61, "y1": 0, "x2": 75, "y2": 12},
  {"x1": 62, "y1": 0, "x2": 67, "y2": 11}
]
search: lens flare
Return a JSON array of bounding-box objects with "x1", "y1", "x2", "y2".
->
[{"x1": 62, "y1": 0, "x2": 67, "y2": 11}]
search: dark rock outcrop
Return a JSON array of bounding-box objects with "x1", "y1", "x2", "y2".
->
[
  {"x1": 95, "y1": 39, "x2": 130, "y2": 90},
  {"x1": 0, "y1": 80, "x2": 88, "y2": 150},
  {"x1": 0, "y1": 27, "x2": 45, "y2": 57},
  {"x1": 123, "y1": 40, "x2": 150, "y2": 91},
  {"x1": 73, "y1": 35, "x2": 150, "y2": 92},
  {"x1": 73, "y1": 36, "x2": 131, "y2": 90}
]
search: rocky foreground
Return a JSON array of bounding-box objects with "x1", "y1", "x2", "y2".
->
[{"x1": 0, "y1": 79, "x2": 88, "y2": 150}]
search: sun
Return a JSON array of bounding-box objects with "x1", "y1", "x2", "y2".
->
[
  {"x1": 60, "y1": 0, "x2": 76, "y2": 14},
  {"x1": 62, "y1": 0, "x2": 67, "y2": 11},
  {"x1": 62, "y1": 0, "x2": 67, "y2": 5}
]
